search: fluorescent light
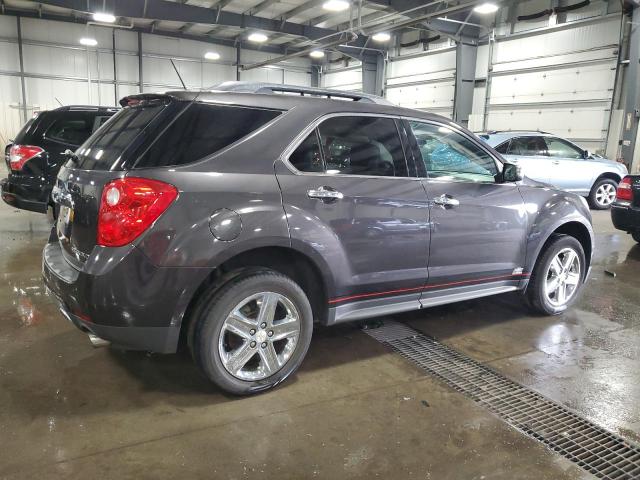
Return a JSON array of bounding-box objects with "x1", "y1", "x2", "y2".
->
[
  {"x1": 79, "y1": 37, "x2": 98, "y2": 46},
  {"x1": 204, "y1": 51, "x2": 221, "y2": 60},
  {"x1": 473, "y1": 2, "x2": 499, "y2": 14},
  {"x1": 92, "y1": 12, "x2": 116, "y2": 23},
  {"x1": 309, "y1": 50, "x2": 325, "y2": 58},
  {"x1": 322, "y1": 0, "x2": 349, "y2": 12},
  {"x1": 372, "y1": 32, "x2": 391, "y2": 42},
  {"x1": 248, "y1": 32, "x2": 268, "y2": 43}
]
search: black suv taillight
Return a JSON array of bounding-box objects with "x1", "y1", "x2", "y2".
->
[
  {"x1": 616, "y1": 176, "x2": 633, "y2": 202},
  {"x1": 8, "y1": 145, "x2": 44, "y2": 171}
]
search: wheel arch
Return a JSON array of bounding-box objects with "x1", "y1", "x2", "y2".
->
[
  {"x1": 593, "y1": 171, "x2": 621, "y2": 186},
  {"x1": 178, "y1": 245, "x2": 331, "y2": 349},
  {"x1": 528, "y1": 220, "x2": 593, "y2": 278}
]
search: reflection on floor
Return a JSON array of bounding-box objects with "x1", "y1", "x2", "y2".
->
[{"x1": 0, "y1": 201, "x2": 637, "y2": 479}]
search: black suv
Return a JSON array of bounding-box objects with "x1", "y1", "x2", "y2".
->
[
  {"x1": 42, "y1": 83, "x2": 594, "y2": 395},
  {"x1": 2, "y1": 106, "x2": 118, "y2": 214}
]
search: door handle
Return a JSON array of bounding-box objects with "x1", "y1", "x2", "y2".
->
[
  {"x1": 551, "y1": 160, "x2": 560, "y2": 165},
  {"x1": 433, "y1": 194, "x2": 460, "y2": 208},
  {"x1": 307, "y1": 186, "x2": 344, "y2": 202}
]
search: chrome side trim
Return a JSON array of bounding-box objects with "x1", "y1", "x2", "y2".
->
[
  {"x1": 327, "y1": 292, "x2": 420, "y2": 325},
  {"x1": 326, "y1": 283, "x2": 520, "y2": 326},
  {"x1": 419, "y1": 285, "x2": 518, "y2": 308}
]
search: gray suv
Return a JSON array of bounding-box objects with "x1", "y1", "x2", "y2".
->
[
  {"x1": 43, "y1": 84, "x2": 594, "y2": 395},
  {"x1": 480, "y1": 131, "x2": 628, "y2": 209}
]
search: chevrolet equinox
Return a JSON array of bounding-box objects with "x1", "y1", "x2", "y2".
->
[{"x1": 43, "y1": 83, "x2": 594, "y2": 395}]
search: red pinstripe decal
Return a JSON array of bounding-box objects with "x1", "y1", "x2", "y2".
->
[{"x1": 328, "y1": 273, "x2": 530, "y2": 305}]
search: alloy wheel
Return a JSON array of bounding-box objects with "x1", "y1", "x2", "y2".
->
[
  {"x1": 544, "y1": 248, "x2": 581, "y2": 307},
  {"x1": 218, "y1": 292, "x2": 300, "y2": 381},
  {"x1": 595, "y1": 183, "x2": 616, "y2": 207}
]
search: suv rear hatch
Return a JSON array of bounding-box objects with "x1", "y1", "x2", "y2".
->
[{"x1": 53, "y1": 94, "x2": 184, "y2": 268}]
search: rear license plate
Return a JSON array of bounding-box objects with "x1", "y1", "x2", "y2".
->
[{"x1": 57, "y1": 205, "x2": 74, "y2": 240}]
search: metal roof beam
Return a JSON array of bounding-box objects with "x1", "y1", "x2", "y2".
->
[{"x1": 33, "y1": 0, "x2": 369, "y2": 45}]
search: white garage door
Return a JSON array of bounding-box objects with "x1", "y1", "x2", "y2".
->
[
  {"x1": 323, "y1": 65, "x2": 363, "y2": 92},
  {"x1": 485, "y1": 16, "x2": 621, "y2": 153},
  {"x1": 385, "y1": 47, "x2": 456, "y2": 118}
]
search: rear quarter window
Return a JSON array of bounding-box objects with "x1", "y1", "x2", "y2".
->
[{"x1": 134, "y1": 103, "x2": 281, "y2": 168}]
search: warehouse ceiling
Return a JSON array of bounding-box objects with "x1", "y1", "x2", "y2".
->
[{"x1": 0, "y1": 0, "x2": 489, "y2": 54}]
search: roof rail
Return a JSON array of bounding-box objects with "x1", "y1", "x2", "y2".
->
[
  {"x1": 209, "y1": 81, "x2": 392, "y2": 105},
  {"x1": 486, "y1": 129, "x2": 552, "y2": 135}
]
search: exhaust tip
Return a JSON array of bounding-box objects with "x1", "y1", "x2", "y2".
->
[{"x1": 88, "y1": 334, "x2": 110, "y2": 348}]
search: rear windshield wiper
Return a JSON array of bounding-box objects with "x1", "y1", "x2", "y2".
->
[{"x1": 62, "y1": 149, "x2": 79, "y2": 165}]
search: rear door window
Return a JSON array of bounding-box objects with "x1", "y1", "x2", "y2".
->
[
  {"x1": 494, "y1": 141, "x2": 510, "y2": 154},
  {"x1": 507, "y1": 136, "x2": 548, "y2": 156},
  {"x1": 45, "y1": 113, "x2": 94, "y2": 146},
  {"x1": 289, "y1": 130, "x2": 324, "y2": 173},
  {"x1": 134, "y1": 103, "x2": 281, "y2": 168},
  {"x1": 316, "y1": 116, "x2": 408, "y2": 177}
]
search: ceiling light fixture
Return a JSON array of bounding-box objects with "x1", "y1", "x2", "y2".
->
[
  {"x1": 248, "y1": 32, "x2": 268, "y2": 43},
  {"x1": 309, "y1": 50, "x2": 325, "y2": 58},
  {"x1": 204, "y1": 51, "x2": 221, "y2": 60},
  {"x1": 371, "y1": 32, "x2": 391, "y2": 42},
  {"x1": 92, "y1": 12, "x2": 116, "y2": 23},
  {"x1": 322, "y1": 0, "x2": 350, "y2": 12},
  {"x1": 473, "y1": 2, "x2": 499, "y2": 14},
  {"x1": 79, "y1": 37, "x2": 98, "y2": 46}
]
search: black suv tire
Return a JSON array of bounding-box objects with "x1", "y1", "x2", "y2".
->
[
  {"x1": 191, "y1": 270, "x2": 313, "y2": 395},
  {"x1": 527, "y1": 235, "x2": 586, "y2": 315}
]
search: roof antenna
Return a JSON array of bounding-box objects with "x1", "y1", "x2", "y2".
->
[
  {"x1": 54, "y1": 97, "x2": 63, "y2": 106},
  {"x1": 169, "y1": 59, "x2": 187, "y2": 90}
]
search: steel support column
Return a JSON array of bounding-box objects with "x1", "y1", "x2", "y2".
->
[
  {"x1": 361, "y1": 52, "x2": 385, "y2": 96},
  {"x1": 138, "y1": 32, "x2": 143, "y2": 93},
  {"x1": 453, "y1": 39, "x2": 477, "y2": 127},
  {"x1": 16, "y1": 16, "x2": 28, "y2": 123},
  {"x1": 622, "y1": 6, "x2": 640, "y2": 172}
]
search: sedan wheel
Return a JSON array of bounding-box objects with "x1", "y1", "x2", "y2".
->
[{"x1": 589, "y1": 178, "x2": 618, "y2": 210}]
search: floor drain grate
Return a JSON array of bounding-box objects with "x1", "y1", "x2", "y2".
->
[{"x1": 364, "y1": 321, "x2": 640, "y2": 480}]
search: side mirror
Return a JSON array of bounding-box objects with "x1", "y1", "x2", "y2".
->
[
  {"x1": 583, "y1": 149, "x2": 591, "y2": 159},
  {"x1": 502, "y1": 162, "x2": 523, "y2": 182}
]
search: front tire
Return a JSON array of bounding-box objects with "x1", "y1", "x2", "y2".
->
[
  {"x1": 191, "y1": 270, "x2": 313, "y2": 395},
  {"x1": 632, "y1": 231, "x2": 640, "y2": 243},
  {"x1": 527, "y1": 235, "x2": 586, "y2": 315},
  {"x1": 589, "y1": 178, "x2": 618, "y2": 210}
]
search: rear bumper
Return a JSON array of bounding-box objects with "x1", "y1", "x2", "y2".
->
[
  {"x1": 611, "y1": 202, "x2": 640, "y2": 233},
  {"x1": 1, "y1": 177, "x2": 48, "y2": 213},
  {"x1": 42, "y1": 239, "x2": 208, "y2": 353}
]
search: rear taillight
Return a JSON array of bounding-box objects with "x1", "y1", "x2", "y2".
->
[
  {"x1": 616, "y1": 176, "x2": 633, "y2": 202},
  {"x1": 8, "y1": 145, "x2": 44, "y2": 171},
  {"x1": 97, "y1": 177, "x2": 178, "y2": 247}
]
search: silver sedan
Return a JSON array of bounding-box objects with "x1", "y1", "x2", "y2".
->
[{"x1": 480, "y1": 131, "x2": 628, "y2": 209}]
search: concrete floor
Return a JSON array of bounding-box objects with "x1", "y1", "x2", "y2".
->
[{"x1": 0, "y1": 200, "x2": 638, "y2": 480}]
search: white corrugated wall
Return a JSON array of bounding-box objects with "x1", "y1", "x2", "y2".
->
[
  {"x1": 480, "y1": 15, "x2": 621, "y2": 153},
  {"x1": 385, "y1": 40, "x2": 456, "y2": 118},
  {"x1": 0, "y1": 16, "x2": 311, "y2": 142}
]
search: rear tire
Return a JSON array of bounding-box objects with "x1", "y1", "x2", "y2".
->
[
  {"x1": 526, "y1": 235, "x2": 586, "y2": 315},
  {"x1": 190, "y1": 270, "x2": 313, "y2": 395},
  {"x1": 632, "y1": 231, "x2": 640, "y2": 243},
  {"x1": 589, "y1": 178, "x2": 618, "y2": 210}
]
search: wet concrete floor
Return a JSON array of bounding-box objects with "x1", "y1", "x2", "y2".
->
[{"x1": 0, "y1": 200, "x2": 638, "y2": 479}]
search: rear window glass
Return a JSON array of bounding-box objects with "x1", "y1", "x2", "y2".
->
[
  {"x1": 76, "y1": 102, "x2": 167, "y2": 170},
  {"x1": 134, "y1": 103, "x2": 281, "y2": 168},
  {"x1": 46, "y1": 114, "x2": 93, "y2": 145}
]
